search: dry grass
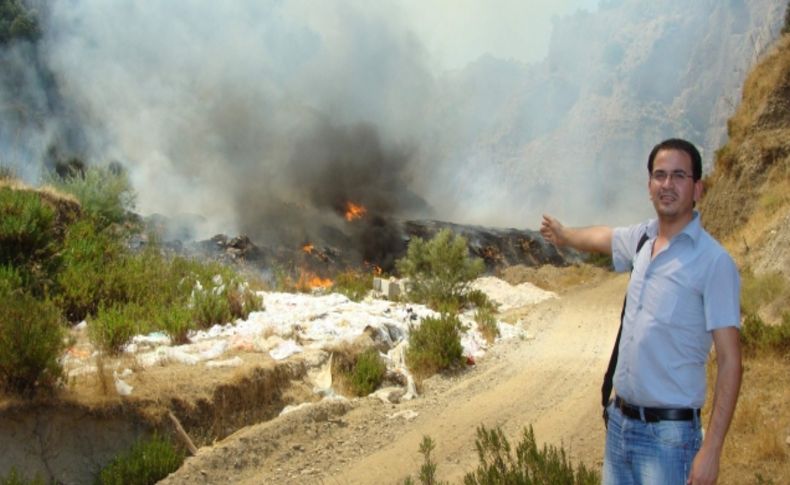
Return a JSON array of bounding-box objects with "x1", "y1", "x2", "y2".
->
[
  {"x1": 499, "y1": 263, "x2": 610, "y2": 293},
  {"x1": 707, "y1": 353, "x2": 790, "y2": 484},
  {"x1": 727, "y1": 36, "x2": 790, "y2": 141}
]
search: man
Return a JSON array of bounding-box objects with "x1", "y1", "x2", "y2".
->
[{"x1": 540, "y1": 138, "x2": 741, "y2": 485}]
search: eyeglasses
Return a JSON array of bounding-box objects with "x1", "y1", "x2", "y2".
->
[{"x1": 650, "y1": 170, "x2": 693, "y2": 183}]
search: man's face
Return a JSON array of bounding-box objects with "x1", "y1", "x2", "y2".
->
[{"x1": 648, "y1": 148, "x2": 702, "y2": 221}]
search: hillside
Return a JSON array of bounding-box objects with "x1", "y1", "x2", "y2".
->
[
  {"x1": 424, "y1": 0, "x2": 787, "y2": 228},
  {"x1": 700, "y1": 35, "x2": 790, "y2": 282}
]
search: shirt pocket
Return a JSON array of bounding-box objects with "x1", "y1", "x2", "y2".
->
[{"x1": 640, "y1": 277, "x2": 678, "y2": 324}]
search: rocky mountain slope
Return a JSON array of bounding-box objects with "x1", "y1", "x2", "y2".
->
[
  {"x1": 700, "y1": 34, "x2": 790, "y2": 279},
  {"x1": 425, "y1": 0, "x2": 787, "y2": 228}
]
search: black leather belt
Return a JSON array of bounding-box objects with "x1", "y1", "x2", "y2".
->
[{"x1": 614, "y1": 395, "x2": 700, "y2": 423}]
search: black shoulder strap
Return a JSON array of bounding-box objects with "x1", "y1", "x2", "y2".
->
[{"x1": 601, "y1": 231, "x2": 650, "y2": 408}]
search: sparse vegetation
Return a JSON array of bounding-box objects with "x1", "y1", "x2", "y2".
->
[
  {"x1": 406, "y1": 313, "x2": 465, "y2": 379},
  {"x1": 47, "y1": 165, "x2": 136, "y2": 231},
  {"x1": 331, "y1": 346, "x2": 387, "y2": 397},
  {"x1": 0, "y1": 467, "x2": 45, "y2": 485},
  {"x1": 403, "y1": 436, "x2": 447, "y2": 485},
  {"x1": 474, "y1": 307, "x2": 499, "y2": 344},
  {"x1": 404, "y1": 426, "x2": 599, "y2": 485},
  {"x1": 740, "y1": 269, "x2": 787, "y2": 316},
  {"x1": 0, "y1": 287, "x2": 66, "y2": 396},
  {"x1": 95, "y1": 433, "x2": 184, "y2": 485},
  {"x1": 740, "y1": 313, "x2": 790, "y2": 357},
  {"x1": 396, "y1": 229, "x2": 485, "y2": 311},
  {"x1": 0, "y1": 170, "x2": 263, "y2": 391},
  {"x1": 350, "y1": 348, "x2": 387, "y2": 396},
  {"x1": 332, "y1": 270, "x2": 373, "y2": 301}
]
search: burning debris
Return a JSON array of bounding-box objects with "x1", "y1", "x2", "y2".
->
[
  {"x1": 175, "y1": 216, "x2": 578, "y2": 285},
  {"x1": 344, "y1": 201, "x2": 367, "y2": 222}
]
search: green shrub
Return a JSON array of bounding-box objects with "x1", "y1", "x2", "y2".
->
[
  {"x1": 475, "y1": 307, "x2": 499, "y2": 344},
  {"x1": 227, "y1": 281, "x2": 263, "y2": 321},
  {"x1": 0, "y1": 264, "x2": 24, "y2": 293},
  {"x1": 49, "y1": 165, "x2": 135, "y2": 231},
  {"x1": 0, "y1": 289, "x2": 66, "y2": 396},
  {"x1": 96, "y1": 433, "x2": 184, "y2": 485},
  {"x1": 0, "y1": 187, "x2": 58, "y2": 268},
  {"x1": 396, "y1": 229, "x2": 485, "y2": 311},
  {"x1": 0, "y1": 467, "x2": 45, "y2": 485},
  {"x1": 56, "y1": 218, "x2": 125, "y2": 321},
  {"x1": 190, "y1": 282, "x2": 232, "y2": 328},
  {"x1": 89, "y1": 303, "x2": 142, "y2": 354},
  {"x1": 349, "y1": 348, "x2": 387, "y2": 396},
  {"x1": 466, "y1": 289, "x2": 496, "y2": 312},
  {"x1": 405, "y1": 427, "x2": 599, "y2": 485},
  {"x1": 462, "y1": 425, "x2": 599, "y2": 485},
  {"x1": 406, "y1": 313, "x2": 465, "y2": 379},
  {"x1": 188, "y1": 270, "x2": 262, "y2": 328},
  {"x1": 403, "y1": 436, "x2": 448, "y2": 485},
  {"x1": 741, "y1": 313, "x2": 790, "y2": 357},
  {"x1": 160, "y1": 305, "x2": 193, "y2": 345},
  {"x1": 333, "y1": 270, "x2": 373, "y2": 302}
]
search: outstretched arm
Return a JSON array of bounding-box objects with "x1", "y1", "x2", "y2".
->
[
  {"x1": 540, "y1": 214, "x2": 613, "y2": 255},
  {"x1": 687, "y1": 327, "x2": 742, "y2": 485}
]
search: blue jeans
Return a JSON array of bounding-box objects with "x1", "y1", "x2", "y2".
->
[{"x1": 603, "y1": 401, "x2": 702, "y2": 484}]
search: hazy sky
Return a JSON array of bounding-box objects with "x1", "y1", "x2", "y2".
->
[{"x1": 398, "y1": 0, "x2": 600, "y2": 69}]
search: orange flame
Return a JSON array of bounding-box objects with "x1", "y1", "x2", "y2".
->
[
  {"x1": 365, "y1": 261, "x2": 383, "y2": 276},
  {"x1": 344, "y1": 201, "x2": 367, "y2": 221},
  {"x1": 297, "y1": 269, "x2": 333, "y2": 290},
  {"x1": 302, "y1": 243, "x2": 314, "y2": 254}
]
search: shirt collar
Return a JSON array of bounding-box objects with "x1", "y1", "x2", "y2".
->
[{"x1": 645, "y1": 211, "x2": 702, "y2": 246}]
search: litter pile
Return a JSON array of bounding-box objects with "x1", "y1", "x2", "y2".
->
[{"x1": 62, "y1": 276, "x2": 557, "y2": 404}]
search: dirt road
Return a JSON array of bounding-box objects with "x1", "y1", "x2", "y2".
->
[{"x1": 163, "y1": 273, "x2": 628, "y2": 484}]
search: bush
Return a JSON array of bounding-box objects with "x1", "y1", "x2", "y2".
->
[
  {"x1": 48, "y1": 165, "x2": 135, "y2": 231},
  {"x1": 462, "y1": 425, "x2": 599, "y2": 485},
  {"x1": 96, "y1": 433, "x2": 184, "y2": 485},
  {"x1": 406, "y1": 313, "x2": 465, "y2": 379},
  {"x1": 0, "y1": 187, "x2": 58, "y2": 269},
  {"x1": 741, "y1": 313, "x2": 790, "y2": 357},
  {"x1": 474, "y1": 307, "x2": 499, "y2": 344},
  {"x1": 333, "y1": 270, "x2": 372, "y2": 302},
  {"x1": 405, "y1": 426, "x2": 599, "y2": 485},
  {"x1": 56, "y1": 218, "x2": 125, "y2": 321},
  {"x1": 160, "y1": 305, "x2": 193, "y2": 345},
  {"x1": 331, "y1": 346, "x2": 387, "y2": 397},
  {"x1": 466, "y1": 289, "x2": 496, "y2": 312},
  {"x1": 396, "y1": 229, "x2": 485, "y2": 311},
  {"x1": 350, "y1": 348, "x2": 387, "y2": 396},
  {"x1": 190, "y1": 282, "x2": 232, "y2": 328},
  {"x1": 89, "y1": 303, "x2": 142, "y2": 354},
  {"x1": 403, "y1": 436, "x2": 448, "y2": 485},
  {"x1": 0, "y1": 289, "x2": 66, "y2": 396}
]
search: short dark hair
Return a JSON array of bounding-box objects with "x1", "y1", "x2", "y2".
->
[{"x1": 647, "y1": 138, "x2": 702, "y2": 181}]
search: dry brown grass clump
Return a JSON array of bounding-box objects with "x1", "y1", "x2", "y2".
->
[{"x1": 707, "y1": 354, "x2": 790, "y2": 484}]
